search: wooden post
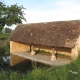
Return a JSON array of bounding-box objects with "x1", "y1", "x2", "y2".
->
[
  {"x1": 51, "y1": 47, "x2": 56, "y2": 61},
  {"x1": 31, "y1": 44, "x2": 35, "y2": 55}
]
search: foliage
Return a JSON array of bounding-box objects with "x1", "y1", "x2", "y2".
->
[
  {"x1": 0, "y1": 26, "x2": 3, "y2": 33},
  {"x1": 0, "y1": 33, "x2": 11, "y2": 40},
  {"x1": 0, "y1": 40, "x2": 10, "y2": 56},
  {"x1": 4, "y1": 27, "x2": 12, "y2": 33},
  {"x1": 0, "y1": 1, "x2": 26, "y2": 33},
  {"x1": 0, "y1": 33, "x2": 10, "y2": 55},
  {"x1": 0, "y1": 56, "x2": 80, "y2": 80}
]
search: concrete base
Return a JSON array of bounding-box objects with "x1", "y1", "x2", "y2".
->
[
  {"x1": 31, "y1": 51, "x2": 36, "y2": 55},
  {"x1": 11, "y1": 52, "x2": 71, "y2": 66},
  {"x1": 10, "y1": 54, "x2": 27, "y2": 66},
  {"x1": 51, "y1": 55, "x2": 56, "y2": 61}
]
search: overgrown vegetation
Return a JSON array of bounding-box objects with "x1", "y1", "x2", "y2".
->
[
  {"x1": 3, "y1": 27, "x2": 12, "y2": 33},
  {"x1": 0, "y1": 1, "x2": 26, "y2": 33},
  {"x1": 0, "y1": 33, "x2": 10, "y2": 55},
  {"x1": 0, "y1": 57, "x2": 80, "y2": 80},
  {"x1": 0, "y1": 33, "x2": 11, "y2": 40}
]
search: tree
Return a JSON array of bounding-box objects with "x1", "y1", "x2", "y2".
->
[
  {"x1": 4, "y1": 27, "x2": 12, "y2": 33},
  {"x1": 0, "y1": 1, "x2": 6, "y2": 33},
  {"x1": 0, "y1": 1, "x2": 26, "y2": 33}
]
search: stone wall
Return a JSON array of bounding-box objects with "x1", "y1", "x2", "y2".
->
[
  {"x1": 10, "y1": 54, "x2": 27, "y2": 66},
  {"x1": 10, "y1": 41, "x2": 30, "y2": 53},
  {"x1": 10, "y1": 41, "x2": 71, "y2": 56},
  {"x1": 77, "y1": 35, "x2": 80, "y2": 51},
  {"x1": 34, "y1": 44, "x2": 71, "y2": 56},
  {"x1": 71, "y1": 45, "x2": 78, "y2": 59}
]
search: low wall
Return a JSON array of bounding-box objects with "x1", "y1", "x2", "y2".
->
[
  {"x1": 34, "y1": 44, "x2": 71, "y2": 56},
  {"x1": 77, "y1": 35, "x2": 80, "y2": 51},
  {"x1": 55, "y1": 47, "x2": 71, "y2": 56},
  {"x1": 10, "y1": 41, "x2": 71, "y2": 56},
  {"x1": 34, "y1": 45, "x2": 52, "y2": 53},
  {"x1": 71, "y1": 45, "x2": 78, "y2": 59}
]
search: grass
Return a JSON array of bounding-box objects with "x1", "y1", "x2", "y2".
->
[
  {"x1": 0, "y1": 56, "x2": 80, "y2": 80},
  {"x1": 25, "y1": 58, "x2": 80, "y2": 80}
]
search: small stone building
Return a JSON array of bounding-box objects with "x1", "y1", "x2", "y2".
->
[{"x1": 10, "y1": 20, "x2": 80, "y2": 66}]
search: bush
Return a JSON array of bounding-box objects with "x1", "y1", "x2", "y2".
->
[
  {"x1": 4, "y1": 28, "x2": 12, "y2": 33},
  {"x1": 0, "y1": 40, "x2": 10, "y2": 56}
]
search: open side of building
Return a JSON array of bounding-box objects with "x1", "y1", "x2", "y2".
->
[{"x1": 9, "y1": 20, "x2": 80, "y2": 66}]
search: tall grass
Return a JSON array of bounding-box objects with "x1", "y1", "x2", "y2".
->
[{"x1": 26, "y1": 60, "x2": 80, "y2": 80}]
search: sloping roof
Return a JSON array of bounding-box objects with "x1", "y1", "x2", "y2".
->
[{"x1": 9, "y1": 20, "x2": 80, "y2": 48}]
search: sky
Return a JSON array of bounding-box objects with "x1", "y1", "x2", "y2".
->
[{"x1": 3, "y1": 0, "x2": 80, "y2": 29}]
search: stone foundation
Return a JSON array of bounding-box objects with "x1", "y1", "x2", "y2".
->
[{"x1": 10, "y1": 54, "x2": 27, "y2": 66}]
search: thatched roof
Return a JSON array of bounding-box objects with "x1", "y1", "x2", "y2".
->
[{"x1": 10, "y1": 20, "x2": 80, "y2": 48}]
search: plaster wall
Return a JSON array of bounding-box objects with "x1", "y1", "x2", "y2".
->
[
  {"x1": 10, "y1": 54, "x2": 26, "y2": 66},
  {"x1": 10, "y1": 41, "x2": 30, "y2": 53},
  {"x1": 34, "y1": 45, "x2": 71, "y2": 56},
  {"x1": 34, "y1": 45, "x2": 52, "y2": 53},
  {"x1": 10, "y1": 41, "x2": 71, "y2": 56},
  {"x1": 55, "y1": 47, "x2": 71, "y2": 56},
  {"x1": 71, "y1": 45, "x2": 78, "y2": 59}
]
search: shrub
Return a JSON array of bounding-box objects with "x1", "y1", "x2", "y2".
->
[{"x1": 0, "y1": 40, "x2": 10, "y2": 56}]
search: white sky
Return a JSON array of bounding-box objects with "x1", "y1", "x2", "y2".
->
[
  {"x1": 3, "y1": 0, "x2": 80, "y2": 29},
  {"x1": 24, "y1": 0, "x2": 80, "y2": 23}
]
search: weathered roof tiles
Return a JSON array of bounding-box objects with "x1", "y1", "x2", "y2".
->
[{"x1": 9, "y1": 20, "x2": 80, "y2": 48}]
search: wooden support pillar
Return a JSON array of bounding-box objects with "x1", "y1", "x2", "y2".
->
[
  {"x1": 51, "y1": 47, "x2": 56, "y2": 61},
  {"x1": 31, "y1": 44, "x2": 35, "y2": 55}
]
